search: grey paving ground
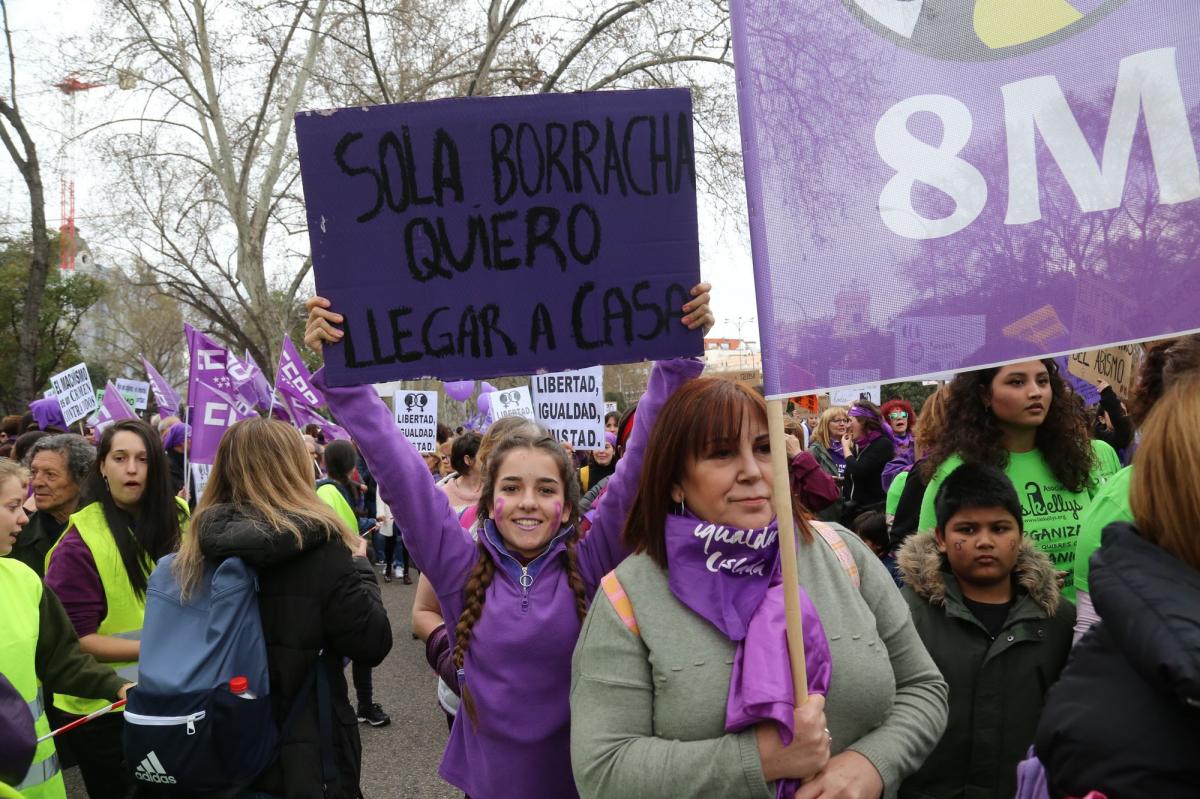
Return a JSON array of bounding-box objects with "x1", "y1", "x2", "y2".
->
[{"x1": 65, "y1": 569, "x2": 459, "y2": 798}]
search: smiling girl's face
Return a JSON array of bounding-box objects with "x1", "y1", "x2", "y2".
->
[{"x1": 489, "y1": 448, "x2": 572, "y2": 559}]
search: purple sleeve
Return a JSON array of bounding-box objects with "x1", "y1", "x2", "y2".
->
[
  {"x1": 315, "y1": 370, "x2": 476, "y2": 605},
  {"x1": 575, "y1": 358, "x2": 704, "y2": 589},
  {"x1": 44, "y1": 528, "x2": 106, "y2": 637}
]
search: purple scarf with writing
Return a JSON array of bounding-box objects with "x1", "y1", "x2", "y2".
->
[{"x1": 665, "y1": 511, "x2": 832, "y2": 798}]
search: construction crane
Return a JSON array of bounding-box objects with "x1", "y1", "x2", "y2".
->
[{"x1": 53, "y1": 74, "x2": 103, "y2": 271}]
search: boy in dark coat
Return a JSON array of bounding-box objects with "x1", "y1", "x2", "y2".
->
[{"x1": 896, "y1": 464, "x2": 1075, "y2": 799}]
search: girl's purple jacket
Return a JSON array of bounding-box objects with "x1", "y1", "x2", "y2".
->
[{"x1": 315, "y1": 358, "x2": 702, "y2": 798}]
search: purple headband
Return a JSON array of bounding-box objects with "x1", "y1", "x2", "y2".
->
[
  {"x1": 604, "y1": 431, "x2": 617, "y2": 448},
  {"x1": 847, "y1": 405, "x2": 879, "y2": 420}
]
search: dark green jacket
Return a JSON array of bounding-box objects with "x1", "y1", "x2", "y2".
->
[{"x1": 896, "y1": 534, "x2": 1075, "y2": 799}]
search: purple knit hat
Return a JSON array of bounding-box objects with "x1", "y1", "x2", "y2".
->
[{"x1": 163, "y1": 422, "x2": 190, "y2": 450}]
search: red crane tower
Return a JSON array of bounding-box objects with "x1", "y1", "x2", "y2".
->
[{"x1": 53, "y1": 74, "x2": 103, "y2": 271}]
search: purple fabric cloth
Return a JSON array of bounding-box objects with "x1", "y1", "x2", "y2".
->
[
  {"x1": 726, "y1": 573, "x2": 832, "y2": 799},
  {"x1": 185, "y1": 323, "x2": 231, "y2": 399},
  {"x1": 315, "y1": 357, "x2": 703, "y2": 799},
  {"x1": 0, "y1": 671, "x2": 36, "y2": 786},
  {"x1": 190, "y1": 381, "x2": 257, "y2": 463},
  {"x1": 848, "y1": 404, "x2": 886, "y2": 448},
  {"x1": 665, "y1": 510, "x2": 779, "y2": 641},
  {"x1": 28, "y1": 397, "x2": 67, "y2": 430},
  {"x1": 1014, "y1": 748, "x2": 1052, "y2": 799},
  {"x1": 44, "y1": 528, "x2": 106, "y2": 637}
]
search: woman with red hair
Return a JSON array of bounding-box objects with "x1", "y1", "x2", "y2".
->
[{"x1": 880, "y1": 398, "x2": 916, "y2": 491}]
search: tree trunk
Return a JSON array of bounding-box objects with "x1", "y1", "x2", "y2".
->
[{"x1": 11, "y1": 133, "x2": 50, "y2": 403}]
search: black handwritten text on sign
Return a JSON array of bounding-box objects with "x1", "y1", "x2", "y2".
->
[{"x1": 295, "y1": 89, "x2": 702, "y2": 387}]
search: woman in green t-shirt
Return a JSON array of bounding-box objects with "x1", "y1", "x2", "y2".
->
[
  {"x1": 916, "y1": 360, "x2": 1116, "y2": 602},
  {"x1": 1073, "y1": 333, "x2": 1200, "y2": 638}
]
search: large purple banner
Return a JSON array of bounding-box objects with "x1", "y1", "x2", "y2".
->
[
  {"x1": 295, "y1": 89, "x2": 703, "y2": 387},
  {"x1": 731, "y1": 0, "x2": 1200, "y2": 397}
]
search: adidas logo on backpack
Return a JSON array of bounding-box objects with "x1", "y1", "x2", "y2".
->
[{"x1": 134, "y1": 751, "x2": 177, "y2": 785}]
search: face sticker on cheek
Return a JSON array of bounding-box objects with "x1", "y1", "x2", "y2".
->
[{"x1": 953, "y1": 540, "x2": 964, "y2": 550}]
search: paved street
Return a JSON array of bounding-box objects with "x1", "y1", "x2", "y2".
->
[{"x1": 65, "y1": 569, "x2": 460, "y2": 798}]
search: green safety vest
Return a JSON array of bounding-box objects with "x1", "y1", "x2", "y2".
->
[
  {"x1": 0, "y1": 559, "x2": 65, "y2": 799},
  {"x1": 46, "y1": 498, "x2": 188, "y2": 717},
  {"x1": 316, "y1": 482, "x2": 358, "y2": 530}
]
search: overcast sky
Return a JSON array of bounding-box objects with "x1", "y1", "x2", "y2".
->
[{"x1": 1, "y1": 0, "x2": 762, "y2": 344}]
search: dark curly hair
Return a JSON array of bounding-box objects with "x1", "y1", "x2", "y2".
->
[{"x1": 927, "y1": 359, "x2": 1095, "y2": 493}]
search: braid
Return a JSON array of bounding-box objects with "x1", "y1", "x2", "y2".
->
[
  {"x1": 563, "y1": 532, "x2": 589, "y2": 622},
  {"x1": 452, "y1": 541, "x2": 496, "y2": 725}
]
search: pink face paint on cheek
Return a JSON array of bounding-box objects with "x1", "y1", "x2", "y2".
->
[
  {"x1": 554, "y1": 502, "x2": 562, "y2": 521},
  {"x1": 494, "y1": 498, "x2": 505, "y2": 517}
]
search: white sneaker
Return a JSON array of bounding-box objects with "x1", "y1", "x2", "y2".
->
[{"x1": 393, "y1": 566, "x2": 404, "y2": 579}]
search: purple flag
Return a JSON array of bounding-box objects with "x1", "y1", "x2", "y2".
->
[
  {"x1": 186, "y1": 324, "x2": 231, "y2": 401},
  {"x1": 242, "y1": 351, "x2": 274, "y2": 410},
  {"x1": 93, "y1": 382, "x2": 139, "y2": 440},
  {"x1": 289, "y1": 397, "x2": 351, "y2": 442},
  {"x1": 276, "y1": 336, "x2": 323, "y2": 409},
  {"x1": 190, "y1": 381, "x2": 258, "y2": 464},
  {"x1": 731, "y1": 1, "x2": 1200, "y2": 397},
  {"x1": 142, "y1": 357, "x2": 181, "y2": 419}
]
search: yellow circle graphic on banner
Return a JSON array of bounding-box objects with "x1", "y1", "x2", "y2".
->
[{"x1": 844, "y1": 0, "x2": 1128, "y2": 61}]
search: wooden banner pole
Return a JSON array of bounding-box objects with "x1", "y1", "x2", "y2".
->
[{"x1": 766, "y1": 397, "x2": 808, "y2": 703}]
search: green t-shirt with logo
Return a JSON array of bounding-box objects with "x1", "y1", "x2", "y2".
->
[{"x1": 918, "y1": 439, "x2": 1119, "y2": 602}]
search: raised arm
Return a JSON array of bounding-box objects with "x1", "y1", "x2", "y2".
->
[
  {"x1": 307, "y1": 299, "x2": 475, "y2": 590},
  {"x1": 575, "y1": 356, "x2": 704, "y2": 587}
]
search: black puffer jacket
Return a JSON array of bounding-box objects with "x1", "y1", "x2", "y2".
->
[
  {"x1": 197, "y1": 505, "x2": 392, "y2": 799},
  {"x1": 1035, "y1": 522, "x2": 1200, "y2": 799}
]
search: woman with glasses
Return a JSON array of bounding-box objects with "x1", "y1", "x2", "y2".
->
[
  {"x1": 807, "y1": 408, "x2": 851, "y2": 522},
  {"x1": 880, "y1": 399, "x2": 916, "y2": 492}
]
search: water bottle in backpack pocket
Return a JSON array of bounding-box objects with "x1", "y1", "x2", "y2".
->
[{"x1": 123, "y1": 554, "x2": 279, "y2": 791}]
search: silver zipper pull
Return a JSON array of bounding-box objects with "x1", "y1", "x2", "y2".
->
[
  {"x1": 186, "y1": 717, "x2": 196, "y2": 735},
  {"x1": 520, "y1": 567, "x2": 532, "y2": 611}
]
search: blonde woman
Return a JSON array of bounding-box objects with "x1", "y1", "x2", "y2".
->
[
  {"x1": 173, "y1": 418, "x2": 392, "y2": 799},
  {"x1": 807, "y1": 407, "x2": 851, "y2": 521}
]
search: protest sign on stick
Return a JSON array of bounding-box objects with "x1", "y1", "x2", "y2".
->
[
  {"x1": 392, "y1": 390, "x2": 439, "y2": 453},
  {"x1": 50, "y1": 363, "x2": 97, "y2": 426},
  {"x1": 532, "y1": 366, "x2": 605, "y2": 449},
  {"x1": 295, "y1": 88, "x2": 703, "y2": 386},
  {"x1": 731, "y1": 0, "x2": 1200, "y2": 398}
]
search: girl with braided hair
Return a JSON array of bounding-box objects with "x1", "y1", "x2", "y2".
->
[{"x1": 303, "y1": 285, "x2": 712, "y2": 799}]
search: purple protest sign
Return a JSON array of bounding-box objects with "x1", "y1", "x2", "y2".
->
[
  {"x1": 295, "y1": 88, "x2": 703, "y2": 387},
  {"x1": 186, "y1": 324, "x2": 231, "y2": 400},
  {"x1": 731, "y1": 1, "x2": 1200, "y2": 397},
  {"x1": 94, "y1": 382, "x2": 139, "y2": 438},
  {"x1": 276, "y1": 336, "x2": 324, "y2": 408},
  {"x1": 142, "y1": 357, "x2": 181, "y2": 418},
  {"x1": 190, "y1": 381, "x2": 258, "y2": 464}
]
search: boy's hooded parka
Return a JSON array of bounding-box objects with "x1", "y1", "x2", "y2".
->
[
  {"x1": 1035, "y1": 522, "x2": 1200, "y2": 799},
  {"x1": 897, "y1": 534, "x2": 1075, "y2": 799},
  {"x1": 196, "y1": 505, "x2": 392, "y2": 799}
]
